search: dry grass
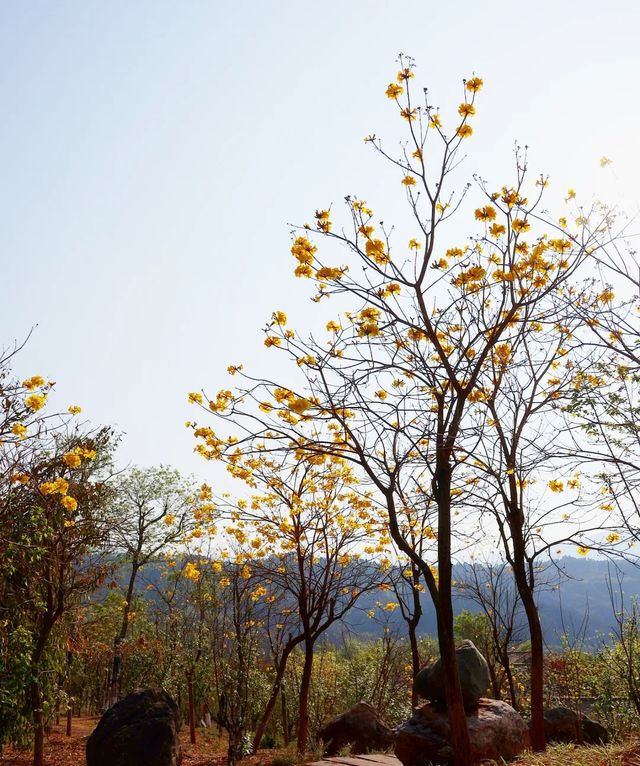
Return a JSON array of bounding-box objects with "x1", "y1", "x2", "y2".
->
[{"x1": 490, "y1": 741, "x2": 640, "y2": 766}]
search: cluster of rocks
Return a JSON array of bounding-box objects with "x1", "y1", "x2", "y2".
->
[
  {"x1": 86, "y1": 643, "x2": 609, "y2": 766},
  {"x1": 319, "y1": 640, "x2": 609, "y2": 766}
]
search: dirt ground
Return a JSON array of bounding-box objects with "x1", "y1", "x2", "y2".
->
[{"x1": 1, "y1": 716, "x2": 280, "y2": 766}]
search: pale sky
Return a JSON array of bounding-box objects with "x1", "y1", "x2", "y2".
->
[{"x1": 2, "y1": 1, "x2": 640, "y2": 487}]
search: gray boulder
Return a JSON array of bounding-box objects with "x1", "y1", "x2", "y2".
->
[
  {"x1": 395, "y1": 698, "x2": 528, "y2": 766},
  {"x1": 86, "y1": 688, "x2": 182, "y2": 766},
  {"x1": 543, "y1": 706, "x2": 609, "y2": 745},
  {"x1": 414, "y1": 640, "x2": 490, "y2": 710}
]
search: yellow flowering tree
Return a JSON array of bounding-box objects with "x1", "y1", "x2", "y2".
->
[
  {"x1": 187, "y1": 434, "x2": 384, "y2": 755},
  {"x1": 191, "y1": 57, "x2": 616, "y2": 759},
  {"x1": 1, "y1": 419, "x2": 115, "y2": 766}
]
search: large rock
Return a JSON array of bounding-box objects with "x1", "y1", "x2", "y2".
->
[
  {"x1": 86, "y1": 688, "x2": 182, "y2": 766},
  {"x1": 319, "y1": 701, "x2": 395, "y2": 756},
  {"x1": 414, "y1": 640, "x2": 490, "y2": 710},
  {"x1": 395, "y1": 699, "x2": 529, "y2": 766},
  {"x1": 543, "y1": 706, "x2": 609, "y2": 745}
]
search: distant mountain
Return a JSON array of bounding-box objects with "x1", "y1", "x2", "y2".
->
[
  {"x1": 334, "y1": 557, "x2": 640, "y2": 648},
  {"x1": 96, "y1": 556, "x2": 640, "y2": 649}
]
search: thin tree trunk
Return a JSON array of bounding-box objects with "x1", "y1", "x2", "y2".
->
[
  {"x1": 408, "y1": 621, "x2": 421, "y2": 708},
  {"x1": 110, "y1": 561, "x2": 140, "y2": 705},
  {"x1": 187, "y1": 673, "x2": 197, "y2": 745},
  {"x1": 66, "y1": 705, "x2": 72, "y2": 737},
  {"x1": 488, "y1": 661, "x2": 500, "y2": 699},
  {"x1": 514, "y1": 570, "x2": 545, "y2": 751},
  {"x1": 281, "y1": 685, "x2": 291, "y2": 746},
  {"x1": 297, "y1": 639, "x2": 314, "y2": 756},
  {"x1": 31, "y1": 679, "x2": 44, "y2": 766},
  {"x1": 252, "y1": 643, "x2": 296, "y2": 751},
  {"x1": 504, "y1": 658, "x2": 519, "y2": 711}
]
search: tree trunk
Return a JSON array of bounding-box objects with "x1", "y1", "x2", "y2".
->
[
  {"x1": 227, "y1": 728, "x2": 242, "y2": 766},
  {"x1": 31, "y1": 679, "x2": 44, "y2": 766},
  {"x1": 488, "y1": 661, "x2": 501, "y2": 699},
  {"x1": 408, "y1": 620, "x2": 421, "y2": 707},
  {"x1": 187, "y1": 672, "x2": 197, "y2": 745},
  {"x1": 435, "y1": 468, "x2": 473, "y2": 766},
  {"x1": 435, "y1": 604, "x2": 473, "y2": 766},
  {"x1": 281, "y1": 685, "x2": 291, "y2": 745},
  {"x1": 252, "y1": 643, "x2": 297, "y2": 751},
  {"x1": 66, "y1": 705, "x2": 72, "y2": 737},
  {"x1": 512, "y1": 568, "x2": 545, "y2": 750},
  {"x1": 297, "y1": 639, "x2": 315, "y2": 756},
  {"x1": 110, "y1": 561, "x2": 140, "y2": 705},
  {"x1": 504, "y1": 658, "x2": 519, "y2": 711}
]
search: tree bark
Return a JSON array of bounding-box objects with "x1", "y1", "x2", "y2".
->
[
  {"x1": 296, "y1": 639, "x2": 315, "y2": 756},
  {"x1": 31, "y1": 680, "x2": 44, "y2": 766},
  {"x1": 187, "y1": 672, "x2": 197, "y2": 745},
  {"x1": 519, "y1": 584, "x2": 545, "y2": 751},
  {"x1": 435, "y1": 467, "x2": 473, "y2": 766},
  {"x1": 252, "y1": 643, "x2": 296, "y2": 751},
  {"x1": 110, "y1": 560, "x2": 140, "y2": 705},
  {"x1": 408, "y1": 619, "x2": 421, "y2": 708}
]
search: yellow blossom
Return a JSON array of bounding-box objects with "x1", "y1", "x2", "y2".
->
[
  {"x1": 63, "y1": 452, "x2": 82, "y2": 469},
  {"x1": 272, "y1": 311, "x2": 287, "y2": 326},
  {"x1": 402, "y1": 175, "x2": 417, "y2": 187},
  {"x1": 61, "y1": 495, "x2": 78, "y2": 512},
  {"x1": 386, "y1": 82, "x2": 403, "y2": 99},
  {"x1": 475, "y1": 206, "x2": 497, "y2": 221},
  {"x1": 511, "y1": 218, "x2": 530, "y2": 233},
  {"x1": 548, "y1": 479, "x2": 564, "y2": 492},
  {"x1": 22, "y1": 375, "x2": 45, "y2": 390},
  {"x1": 25, "y1": 394, "x2": 46, "y2": 411},
  {"x1": 11, "y1": 423, "x2": 27, "y2": 440},
  {"x1": 184, "y1": 562, "x2": 201, "y2": 581},
  {"x1": 68, "y1": 405, "x2": 82, "y2": 415},
  {"x1": 466, "y1": 77, "x2": 483, "y2": 92}
]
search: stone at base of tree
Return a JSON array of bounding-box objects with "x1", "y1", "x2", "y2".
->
[
  {"x1": 413, "y1": 640, "x2": 490, "y2": 711},
  {"x1": 395, "y1": 698, "x2": 529, "y2": 766},
  {"x1": 319, "y1": 701, "x2": 395, "y2": 756},
  {"x1": 86, "y1": 688, "x2": 182, "y2": 766},
  {"x1": 542, "y1": 706, "x2": 609, "y2": 745}
]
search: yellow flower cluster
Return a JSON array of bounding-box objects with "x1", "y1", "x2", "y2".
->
[
  {"x1": 25, "y1": 393, "x2": 47, "y2": 411},
  {"x1": 291, "y1": 236, "x2": 317, "y2": 278},
  {"x1": 22, "y1": 375, "x2": 45, "y2": 390}
]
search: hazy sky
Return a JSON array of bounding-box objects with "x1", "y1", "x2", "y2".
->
[{"x1": 2, "y1": 1, "x2": 639, "y2": 487}]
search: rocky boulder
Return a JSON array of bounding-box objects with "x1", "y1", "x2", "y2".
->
[
  {"x1": 319, "y1": 701, "x2": 395, "y2": 756},
  {"x1": 395, "y1": 699, "x2": 529, "y2": 766},
  {"x1": 414, "y1": 640, "x2": 490, "y2": 710},
  {"x1": 86, "y1": 688, "x2": 182, "y2": 766},
  {"x1": 543, "y1": 706, "x2": 609, "y2": 745}
]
